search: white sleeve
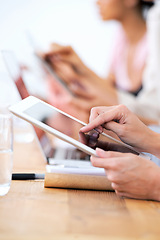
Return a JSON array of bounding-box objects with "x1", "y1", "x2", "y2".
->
[
  {"x1": 118, "y1": 82, "x2": 160, "y2": 121},
  {"x1": 118, "y1": 3, "x2": 160, "y2": 122},
  {"x1": 145, "y1": 125, "x2": 160, "y2": 166}
]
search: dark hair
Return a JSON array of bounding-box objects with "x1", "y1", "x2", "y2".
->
[
  {"x1": 140, "y1": 1, "x2": 154, "y2": 18},
  {"x1": 141, "y1": 1, "x2": 154, "y2": 9}
]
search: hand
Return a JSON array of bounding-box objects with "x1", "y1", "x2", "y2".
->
[
  {"x1": 46, "y1": 74, "x2": 90, "y2": 122},
  {"x1": 41, "y1": 43, "x2": 119, "y2": 107},
  {"x1": 91, "y1": 148, "x2": 160, "y2": 201},
  {"x1": 42, "y1": 43, "x2": 118, "y2": 99},
  {"x1": 79, "y1": 130, "x2": 138, "y2": 155},
  {"x1": 80, "y1": 105, "x2": 159, "y2": 153},
  {"x1": 42, "y1": 43, "x2": 90, "y2": 76},
  {"x1": 45, "y1": 65, "x2": 117, "y2": 117},
  {"x1": 46, "y1": 74, "x2": 72, "y2": 109},
  {"x1": 51, "y1": 59, "x2": 118, "y2": 105}
]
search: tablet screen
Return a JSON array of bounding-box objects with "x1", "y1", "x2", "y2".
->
[
  {"x1": 23, "y1": 101, "x2": 93, "y2": 141},
  {"x1": 23, "y1": 102, "x2": 137, "y2": 154}
]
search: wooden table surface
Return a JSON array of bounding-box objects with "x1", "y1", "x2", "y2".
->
[{"x1": 0, "y1": 126, "x2": 160, "y2": 240}]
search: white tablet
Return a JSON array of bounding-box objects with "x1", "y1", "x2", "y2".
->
[
  {"x1": 34, "y1": 53, "x2": 74, "y2": 96},
  {"x1": 26, "y1": 32, "x2": 73, "y2": 95},
  {"x1": 9, "y1": 96, "x2": 139, "y2": 157}
]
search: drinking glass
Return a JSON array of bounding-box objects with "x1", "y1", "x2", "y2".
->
[{"x1": 0, "y1": 108, "x2": 13, "y2": 196}]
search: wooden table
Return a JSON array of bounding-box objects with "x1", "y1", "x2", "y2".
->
[{"x1": 0, "y1": 127, "x2": 160, "y2": 240}]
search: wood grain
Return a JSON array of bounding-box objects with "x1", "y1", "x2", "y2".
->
[{"x1": 0, "y1": 126, "x2": 160, "y2": 239}]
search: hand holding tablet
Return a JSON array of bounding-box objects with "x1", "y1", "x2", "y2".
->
[{"x1": 9, "y1": 96, "x2": 141, "y2": 158}]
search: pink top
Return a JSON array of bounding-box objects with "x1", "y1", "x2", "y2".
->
[{"x1": 110, "y1": 27, "x2": 148, "y2": 93}]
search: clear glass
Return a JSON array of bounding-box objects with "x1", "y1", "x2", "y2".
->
[{"x1": 0, "y1": 108, "x2": 13, "y2": 196}]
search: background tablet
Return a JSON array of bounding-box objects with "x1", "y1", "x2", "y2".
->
[{"x1": 26, "y1": 32, "x2": 73, "y2": 95}]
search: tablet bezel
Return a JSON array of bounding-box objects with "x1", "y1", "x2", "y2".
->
[
  {"x1": 9, "y1": 96, "x2": 98, "y2": 157},
  {"x1": 34, "y1": 54, "x2": 74, "y2": 96}
]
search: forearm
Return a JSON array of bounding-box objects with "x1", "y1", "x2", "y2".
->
[
  {"x1": 138, "y1": 116, "x2": 158, "y2": 126},
  {"x1": 143, "y1": 130, "x2": 160, "y2": 159},
  {"x1": 151, "y1": 167, "x2": 160, "y2": 201}
]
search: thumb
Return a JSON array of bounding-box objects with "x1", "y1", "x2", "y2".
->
[
  {"x1": 96, "y1": 148, "x2": 126, "y2": 158},
  {"x1": 96, "y1": 148, "x2": 108, "y2": 158}
]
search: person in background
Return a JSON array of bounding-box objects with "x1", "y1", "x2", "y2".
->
[
  {"x1": 42, "y1": 0, "x2": 160, "y2": 125},
  {"x1": 80, "y1": 104, "x2": 160, "y2": 201}
]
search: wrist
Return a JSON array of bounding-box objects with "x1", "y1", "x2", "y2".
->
[{"x1": 146, "y1": 130, "x2": 160, "y2": 159}]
